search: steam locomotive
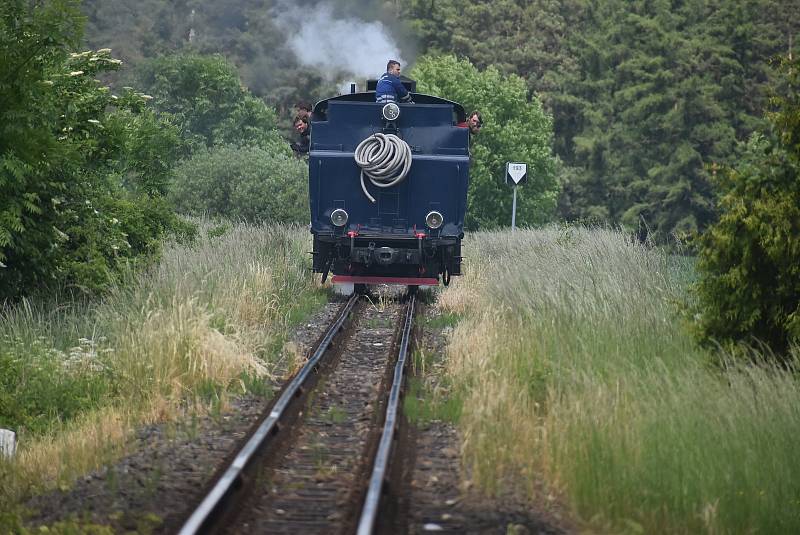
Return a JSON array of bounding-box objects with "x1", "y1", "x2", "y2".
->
[{"x1": 308, "y1": 78, "x2": 469, "y2": 290}]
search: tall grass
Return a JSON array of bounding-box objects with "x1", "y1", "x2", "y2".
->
[
  {"x1": 0, "y1": 220, "x2": 324, "y2": 515},
  {"x1": 439, "y1": 226, "x2": 800, "y2": 533}
]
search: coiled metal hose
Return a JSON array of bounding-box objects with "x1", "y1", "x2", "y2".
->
[{"x1": 354, "y1": 133, "x2": 412, "y2": 203}]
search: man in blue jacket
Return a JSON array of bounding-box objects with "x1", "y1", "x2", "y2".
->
[{"x1": 375, "y1": 60, "x2": 412, "y2": 104}]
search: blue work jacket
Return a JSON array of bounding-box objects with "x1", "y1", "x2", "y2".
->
[{"x1": 375, "y1": 72, "x2": 411, "y2": 103}]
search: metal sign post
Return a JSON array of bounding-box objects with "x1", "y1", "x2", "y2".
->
[
  {"x1": 505, "y1": 162, "x2": 528, "y2": 231},
  {"x1": 511, "y1": 186, "x2": 518, "y2": 230}
]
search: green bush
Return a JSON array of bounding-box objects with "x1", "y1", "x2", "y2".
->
[
  {"x1": 170, "y1": 144, "x2": 309, "y2": 223},
  {"x1": 0, "y1": 3, "x2": 192, "y2": 300},
  {"x1": 694, "y1": 56, "x2": 800, "y2": 355}
]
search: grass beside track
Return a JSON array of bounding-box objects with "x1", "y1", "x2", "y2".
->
[
  {"x1": 0, "y1": 220, "x2": 325, "y2": 529},
  {"x1": 438, "y1": 226, "x2": 800, "y2": 534}
]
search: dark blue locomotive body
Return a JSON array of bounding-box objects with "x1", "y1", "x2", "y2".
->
[{"x1": 308, "y1": 85, "x2": 469, "y2": 286}]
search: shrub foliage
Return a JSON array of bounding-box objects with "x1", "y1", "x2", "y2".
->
[
  {"x1": 0, "y1": 1, "x2": 190, "y2": 300},
  {"x1": 170, "y1": 145, "x2": 308, "y2": 223},
  {"x1": 694, "y1": 57, "x2": 800, "y2": 354}
]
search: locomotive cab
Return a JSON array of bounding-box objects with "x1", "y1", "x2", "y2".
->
[{"x1": 308, "y1": 85, "x2": 469, "y2": 287}]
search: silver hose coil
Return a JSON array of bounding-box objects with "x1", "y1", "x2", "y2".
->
[{"x1": 354, "y1": 133, "x2": 412, "y2": 203}]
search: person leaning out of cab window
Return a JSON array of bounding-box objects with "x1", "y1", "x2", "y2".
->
[
  {"x1": 290, "y1": 114, "x2": 310, "y2": 155},
  {"x1": 457, "y1": 110, "x2": 483, "y2": 135}
]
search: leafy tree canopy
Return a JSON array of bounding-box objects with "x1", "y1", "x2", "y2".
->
[
  {"x1": 694, "y1": 56, "x2": 800, "y2": 355},
  {"x1": 411, "y1": 54, "x2": 558, "y2": 229},
  {"x1": 1, "y1": 0, "x2": 190, "y2": 300},
  {"x1": 133, "y1": 53, "x2": 285, "y2": 151}
]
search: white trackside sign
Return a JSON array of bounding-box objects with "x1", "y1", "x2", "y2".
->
[{"x1": 506, "y1": 162, "x2": 528, "y2": 185}]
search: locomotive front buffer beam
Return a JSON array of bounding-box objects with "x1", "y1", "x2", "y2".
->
[{"x1": 311, "y1": 234, "x2": 462, "y2": 285}]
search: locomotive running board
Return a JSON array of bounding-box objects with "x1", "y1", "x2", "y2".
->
[{"x1": 331, "y1": 275, "x2": 439, "y2": 286}]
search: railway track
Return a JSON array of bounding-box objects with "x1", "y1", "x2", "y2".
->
[{"x1": 176, "y1": 289, "x2": 417, "y2": 535}]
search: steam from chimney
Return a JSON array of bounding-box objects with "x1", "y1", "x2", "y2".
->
[{"x1": 274, "y1": 1, "x2": 406, "y2": 81}]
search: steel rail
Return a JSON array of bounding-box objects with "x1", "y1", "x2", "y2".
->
[
  {"x1": 178, "y1": 293, "x2": 360, "y2": 535},
  {"x1": 356, "y1": 293, "x2": 416, "y2": 535}
]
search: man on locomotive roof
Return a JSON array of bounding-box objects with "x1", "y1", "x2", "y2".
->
[{"x1": 375, "y1": 60, "x2": 412, "y2": 104}]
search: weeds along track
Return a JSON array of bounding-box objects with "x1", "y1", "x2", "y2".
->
[{"x1": 176, "y1": 290, "x2": 418, "y2": 535}]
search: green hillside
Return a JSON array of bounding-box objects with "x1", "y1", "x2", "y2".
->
[{"x1": 81, "y1": 0, "x2": 800, "y2": 239}]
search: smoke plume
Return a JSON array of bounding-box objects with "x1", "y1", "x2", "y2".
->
[{"x1": 274, "y1": 1, "x2": 406, "y2": 84}]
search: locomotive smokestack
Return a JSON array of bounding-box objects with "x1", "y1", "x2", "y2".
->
[{"x1": 350, "y1": 83, "x2": 356, "y2": 94}]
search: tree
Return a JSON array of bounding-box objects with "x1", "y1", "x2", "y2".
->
[
  {"x1": 556, "y1": 0, "x2": 733, "y2": 238},
  {"x1": 133, "y1": 53, "x2": 285, "y2": 151},
  {"x1": 1, "y1": 0, "x2": 189, "y2": 300},
  {"x1": 411, "y1": 55, "x2": 558, "y2": 229},
  {"x1": 694, "y1": 56, "x2": 800, "y2": 355}
]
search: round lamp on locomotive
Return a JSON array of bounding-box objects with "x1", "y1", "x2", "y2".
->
[
  {"x1": 381, "y1": 102, "x2": 400, "y2": 121},
  {"x1": 425, "y1": 211, "x2": 444, "y2": 229},
  {"x1": 330, "y1": 208, "x2": 349, "y2": 227}
]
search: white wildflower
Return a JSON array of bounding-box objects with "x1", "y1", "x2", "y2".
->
[
  {"x1": 87, "y1": 119, "x2": 100, "y2": 125},
  {"x1": 97, "y1": 48, "x2": 111, "y2": 54},
  {"x1": 140, "y1": 94, "x2": 153, "y2": 100},
  {"x1": 69, "y1": 71, "x2": 84, "y2": 76},
  {"x1": 53, "y1": 227, "x2": 69, "y2": 241}
]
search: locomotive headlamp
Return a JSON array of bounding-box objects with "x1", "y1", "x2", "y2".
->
[
  {"x1": 330, "y1": 208, "x2": 349, "y2": 227},
  {"x1": 381, "y1": 102, "x2": 400, "y2": 121},
  {"x1": 425, "y1": 210, "x2": 444, "y2": 229}
]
